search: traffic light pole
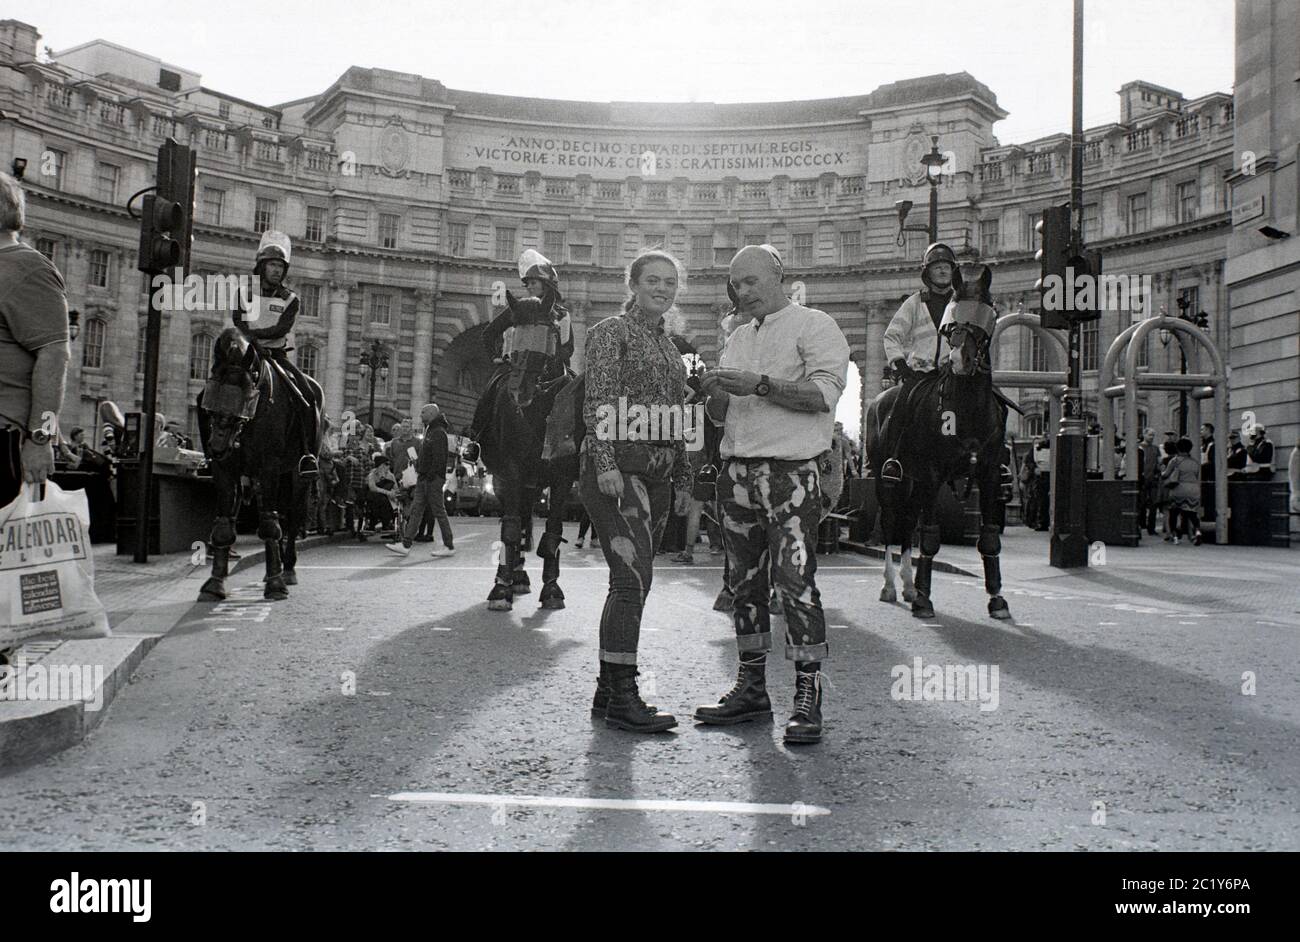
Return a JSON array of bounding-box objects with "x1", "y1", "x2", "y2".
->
[
  {"x1": 1049, "y1": 0, "x2": 1090, "y2": 568},
  {"x1": 134, "y1": 139, "x2": 195, "y2": 563}
]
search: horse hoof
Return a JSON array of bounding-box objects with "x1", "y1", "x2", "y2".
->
[
  {"x1": 487, "y1": 598, "x2": 514, "y2": 612},
  {"x1": 879, "y1": 586, "x2": 897, "y2": 603},
  {"x1": 902, "y1": 587, "x2": 917, "y2": 603},
  {"x1": 283, "y1": 570, "x2": 298, "y2": 586},
  {"x1": 713, "y1": 591, "x2": 734, "y2": 612},
  {"x1": 265, "y1": 585, "x2": 289, "y2": 601},
  {"x1": 198, "y1": 588, "x2": 227, "y2": 602},
  {"x1": 539, "y1": 596, "x2": 566, "y2": 610},
  {"x1": 989, "y1": 597, "x2": 1012, "y2": 620},
  {"x1": 911, "y1": 600, "x2": 935, "y2": 619}
]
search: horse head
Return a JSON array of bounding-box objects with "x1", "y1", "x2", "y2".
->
[
  {"x1": 941, "y1": 264, "x2": 997, "y2": 377},
  {"x1": 503, "y1": 290, "x2": 561, "y2": 408},
  {"x1": 201, "y1": 327, "x2": 262, "y2": 459}
]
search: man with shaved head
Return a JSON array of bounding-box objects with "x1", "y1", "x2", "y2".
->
[{"x1": 695, "y1": 245, "x2": 850, "y2": 744}]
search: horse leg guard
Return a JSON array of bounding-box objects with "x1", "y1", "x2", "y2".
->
[
  {"x1": 713, "y1": 587, "x2": 734, "y2": 612},
  {"x1": 536, "y1": 530, "x2": 563, "y2": 560},
  {"x1": 919, "y1": 523, "x2": 942, "y2": 557},
  {"x1": 264, "y1": 539, "x2": 288, "y2": 601},
  {"x1": 539, "y1": 552, "x2": 565, "y2": 609},
  {"x1": 911, "y1": 556, "x2": 935, "y2": 619},
  {"x1": 258, "y1": 513, "x2": 282, "y2": 543},
  {"x1": 979, "y1": 525, "x2": 1010, "y2": 619},
  {"x1": 488, "y1": 533, "x2": 517, "y2": 610},
  {"x1": 200, "y1": 517, "x2": 235, "y2": 601}
]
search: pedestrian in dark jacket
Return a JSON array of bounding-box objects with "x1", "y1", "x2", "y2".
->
[{"x1": 386, "y1": 403, "x2": 454, "y2": 556}]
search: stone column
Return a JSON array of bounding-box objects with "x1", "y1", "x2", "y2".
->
[
  {"x1": 410, "y1": 288, "x2": 436, "y2": 416},
  {"x1": 325, "y1": 281, "x2": 353, "y2": 421},
  {"x1": 862, "y1": 299, "x2": 888, "y2": 399}
]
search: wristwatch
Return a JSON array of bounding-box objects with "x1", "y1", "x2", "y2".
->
[
  {"x1": 27, "y1": 427, "x2": 52, "y2": 446},
  {"x1": 754, "y1": 374, "x2": 771, "y2": 397}
]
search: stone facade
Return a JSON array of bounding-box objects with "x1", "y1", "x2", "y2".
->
[{"x1": 0, "y1": 20, "x2": 1242, "y2": 449}]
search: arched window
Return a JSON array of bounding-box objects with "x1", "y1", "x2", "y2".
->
[
  {"x1": 297, "y1": 343, "x2": 318, "y2": 378},
  {"x1": 189, "y1": 332, "x2": 214, "y2": 381},
  {"x1": 81, "y1": 317, "x2": 106, "y2": 369}
]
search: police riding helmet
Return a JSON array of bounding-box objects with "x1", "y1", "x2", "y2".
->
[
  {"x1": 518, "y1": 249, "x2": 562, "y2": 303},
  {"x1": 254, "y1": 230, "x2": 293, "y2": 277},
  {"x1": 920, "y1": 242, "x2": 957, "y2": 291}
]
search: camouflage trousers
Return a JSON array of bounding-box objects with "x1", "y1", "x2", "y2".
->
[
  {"x1": 579, "y1": 450, "x2": 672, "y2": 665},
  {"x1": 719, "y1": 457, "x2": 829, "y2": 662}
]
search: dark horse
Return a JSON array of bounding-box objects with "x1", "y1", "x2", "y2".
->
[
  {"x1": 865, "y1": 264, "x2": 1012, "y2": 620},
  {"x1": 196, "y1": 327, "x2": 323, "y2": 601},
  {"x1": 467, "y1": 291, "x2": 579, "y2": 611}
]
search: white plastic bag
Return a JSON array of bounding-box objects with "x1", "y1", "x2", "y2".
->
[
  {"x1": 0, "y1": 481, "x2": 111, "y2": 647},
  {"x1": 400, "y1": 445, "x2": 419, "y2": 488}
]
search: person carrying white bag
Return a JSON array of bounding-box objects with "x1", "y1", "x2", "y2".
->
[
  {"x1": 0, "y1": 481, "x2": 110, "y2": 650},
  {"x1": 1, "y1": 171, "x2": 109, "y2": 662}
]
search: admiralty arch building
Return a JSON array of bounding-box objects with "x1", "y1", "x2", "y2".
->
[{"x1": 1, "y1": 19, "x2": 1240, "y2": 447}]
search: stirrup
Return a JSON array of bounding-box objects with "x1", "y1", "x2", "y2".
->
[
  {"x1": 881, "y1": 457, "x2": 903, "y2": 484},
  {"x1": 298, "y1": 455, "x2": 319, "y2": 479}
]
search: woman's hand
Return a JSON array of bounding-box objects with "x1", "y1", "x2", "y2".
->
[{"x1": 597, "y1": 469, "x2": 623, "y2": 499}]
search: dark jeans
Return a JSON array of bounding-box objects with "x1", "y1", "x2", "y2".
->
[
  {"x1": 579, "y1": 452, "x2": 671, "y2": 665},
  {"x1": 719, "y1": 457, "x2": 829, "y2": 663},
  {"x1": 401, "y1": 479, "x2": 453, "y2": 548}
]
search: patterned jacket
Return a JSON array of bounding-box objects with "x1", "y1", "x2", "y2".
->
[{"x1": 581, "y1": 310, "x2": 691, "y2": 491}]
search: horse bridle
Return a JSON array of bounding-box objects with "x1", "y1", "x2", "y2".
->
[{"x1": 945, "y1": 323, "x2": 992, "y2": 375}]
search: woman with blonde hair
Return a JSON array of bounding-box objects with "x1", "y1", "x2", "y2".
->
[{"x1": 582, "y1": 249, "x2": 693, "y2": 732}]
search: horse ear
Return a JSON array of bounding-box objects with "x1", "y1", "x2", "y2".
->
[
  {"x1": 951, "y1": 266, "x2": 965, "y2": 297},
  {"x1": 240, "y1": 342, "x2": 257, "y2": 372},
  {"x1": 976, "y1": 265, "x2": 993, "y2": 302}
]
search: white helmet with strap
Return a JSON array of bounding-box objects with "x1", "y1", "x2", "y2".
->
[{"x1": 254, "y1": 230, "x2": 292, "y2": 274}]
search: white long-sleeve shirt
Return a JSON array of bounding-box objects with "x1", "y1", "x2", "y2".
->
[{"x1": 717, "y1": 301, "x2": 850, "y2": 461}]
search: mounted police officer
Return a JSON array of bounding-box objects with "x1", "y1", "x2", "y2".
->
[
  {"x1": 231, "y1": 230, "x2": 320, "y2": 478},
  {"x1": 469, "y1": 249, "x2": 574, "y2": 438},
  {"x1": 878, "y1": 241, "x2": 958, "y2": 484}
]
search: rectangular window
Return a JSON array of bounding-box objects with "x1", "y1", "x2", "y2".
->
[
  {"x1": 158, "y1": 68, "x2": 181, "y2": 92},
  {"x1": 45, "y1": 149, "x2": 66, "y2": 190},
  {"x1": 1081, "y1": 320, "x2": 1099, "y2": 371},
  {"x1": 448, "y1": 222, "x2": 468, "y2": 256},
  {"x1": 569, "y1": 243, "x2": 591, "y2": 264},
  {"x1": 218, "y1": 101, "x2": 231, "y2": 119},
  {"x1": 691, "y1": 235, "x2": 713, "y2": 268},
  {"x1": 189, "y1": 332, "x2": 212, "y2": 381},
  {"x1": 36, "y1": 238, "x2": 57, "y2": 265},
  {"x1": 81, "y1": 318, "x2": 105, "y2": 369},
  {"x1": 261, "y1": 115, "x2": 276, "y2": 129},
  {"x1": 980, "y1": 219, "x2": 1000, "y2": 257},
  {"x1": 305, "y1": 206, "x2": 326, "y2": 243},
  {"x1": 369, "y1": 293, "x2": 392, "y2": 326},
  {"x1": 254, "y1": 197, "x2": 276, "y2": 234},
  {"x1": 297, "y1": 344, "x2": 318, "y2": 378},
  {"x1": 1027, "y1": 331, "x2": 1051, "y2": 372},
  {"x1": 1127, "y1": 193, "x2": 1148, "y2": 233},
  {"x1": 88, "y1": 249, "x2": 110, "y2": 289},
  {"x1": 1176, "y1": 181, "x2": 1198, "y2": 224},
  {"x1": 791, "y1": 233, "x2": 814, "y2": 267},
  {"x1": 643, "y1": 232, "x2": 664, "y2": 250},
  {"x1": 379, "y1": 213, "x2": 399, "y2": 249},
  {"x1": 300, "y1": 283, "x2": 321, "y2": 318},
  {"x1": 597, "y1": 233, "x2": 620, "y2": 267},
  {"x1": 839, "y1": 230, "x2": 861, "y2": 265},
  {"x1": 542, "y1": 230, "x2": 566, "y2": 263},
  {"x1": 202, "y1": 188, "x2": 224, "y2": 226},
  {"x1": 1024, "y1": 209, "x2": 1042, "y2": 249},
  {"x1": 95, "y1": 163, "x2": 119, "y2": 204},
  {"x1": 494, "y1": 226, "x2": 516, "y2": 260},
  {"x1": 1082, "y1": 203, "x2": 1099, "y2": 242}
]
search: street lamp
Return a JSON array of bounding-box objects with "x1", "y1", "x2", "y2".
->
[
  {"x1": 68, "y1": 308, "x2": 80, "y2": 341},
  {"x1": 895, "y1": 136, "x2": 949, "y2": 247},
  {"x1": 1159, "y1": 297, "x2": 1210, "y2": 437},
  {"x1": 358, "y1": 339, "x2": 389, "y2": 428}
]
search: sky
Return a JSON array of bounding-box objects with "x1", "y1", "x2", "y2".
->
[{"x1": 32, "y1": 0, "x2": 1235, "y2": 144}]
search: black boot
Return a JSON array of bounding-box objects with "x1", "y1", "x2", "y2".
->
[
  {"x1": 784, "y1": 670, "x2": 823, "y2": 744},
  {"x1": 605, "y1": 669, "x2": 676, "y2": 733},
  {"x1": 592, "y1": 665, "x2": 657, "y2": 715},
  {"x1": 693, "y1": 662, "x2": 772, "y2": 725}
]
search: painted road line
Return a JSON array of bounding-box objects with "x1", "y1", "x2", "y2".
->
[
  {"x1": 1098, "y1": 622, "x2": 1119, "y2": 626},
  {"x1": 382, "y1": 791, "x2": 830, "y2": 817},
  {"x1": 322, "y1": 627, "x2": 345, "y2": 632},
  {"x1": 213, "y1": 627, "x2": 238, "y2": 633}
]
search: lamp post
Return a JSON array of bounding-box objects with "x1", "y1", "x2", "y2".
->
[
  {"x1": 1160, "y1": 297, "x2": 1209, "y2": 437},
  {"x1": 68, "y1": 308, "x2": 80, "y2": 341},
  {"x1": 921, "y1": 135, "x2": 947, "y2": 244},
  {"x1": 358, "y1": 339, "x2": 389, "y2": 428}
]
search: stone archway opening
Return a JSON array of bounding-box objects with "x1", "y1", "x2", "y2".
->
[{"x1": 435, "y1": 323, "x2": 496, "y2": 435}]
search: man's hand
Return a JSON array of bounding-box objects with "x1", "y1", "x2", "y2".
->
[
  {"x1": 701, "y1": 368, "x2": 762, "y2": 397},
  {"x1": 890, "y1": 358, "x2": 913, "y2": 381},
  {"x1": 673, "y1": 489, "x2": 691, "y2": 515},
  {"x1": 21, "y1": 440, "x2": 55, "y2": 484},
  {"x1": 597, "y1": 469, "x2": 623, "y2": 499}
]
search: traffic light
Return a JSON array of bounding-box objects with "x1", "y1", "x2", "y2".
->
[
  {"x1": 137, "y1": 138, "x2": 195, "y2": 276},
  {"x1": 1063, "y1": 248, "x2": 1103, "y2": 323},
  {"x1": 137, "y1": 194, "x2": 183, "y2": 274},
  {"x1": 1034, "y1": 203, "x2": 1072, "y2": 329}
]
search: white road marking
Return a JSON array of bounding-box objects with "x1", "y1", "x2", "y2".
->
[
  {"x1": 382, "y1": 791, "x2": 830, "y2": 817},
  {"x1": 322, "y1": 627, "x2": 345, "y2": 632},
  {"x1": 429, "y1": 626, "x2": 453, "y2": 632},
  {"x1": 368, "y1": 691, "x2": 392, "y2": 697},
  {"x1": 830, "y1": 624, "x2": 850, "y2": 629},
  {"x1": 1098, "y1": 622, "x2": 1119, "y2": 626},
  {"x1": 213, "y1": 627, "x2": 238, "y2": 633},
  {"x1": 922, "y1": 623, "x2": 943, "y2": 628}
]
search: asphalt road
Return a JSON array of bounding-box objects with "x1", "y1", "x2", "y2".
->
[{"x1": 1, "y1": 519, "x2": 1297, "y2": 851}]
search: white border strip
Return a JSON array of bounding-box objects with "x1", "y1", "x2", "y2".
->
[{"x1": 383, "y1": 791, "x2": 830, "y2": 816}]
